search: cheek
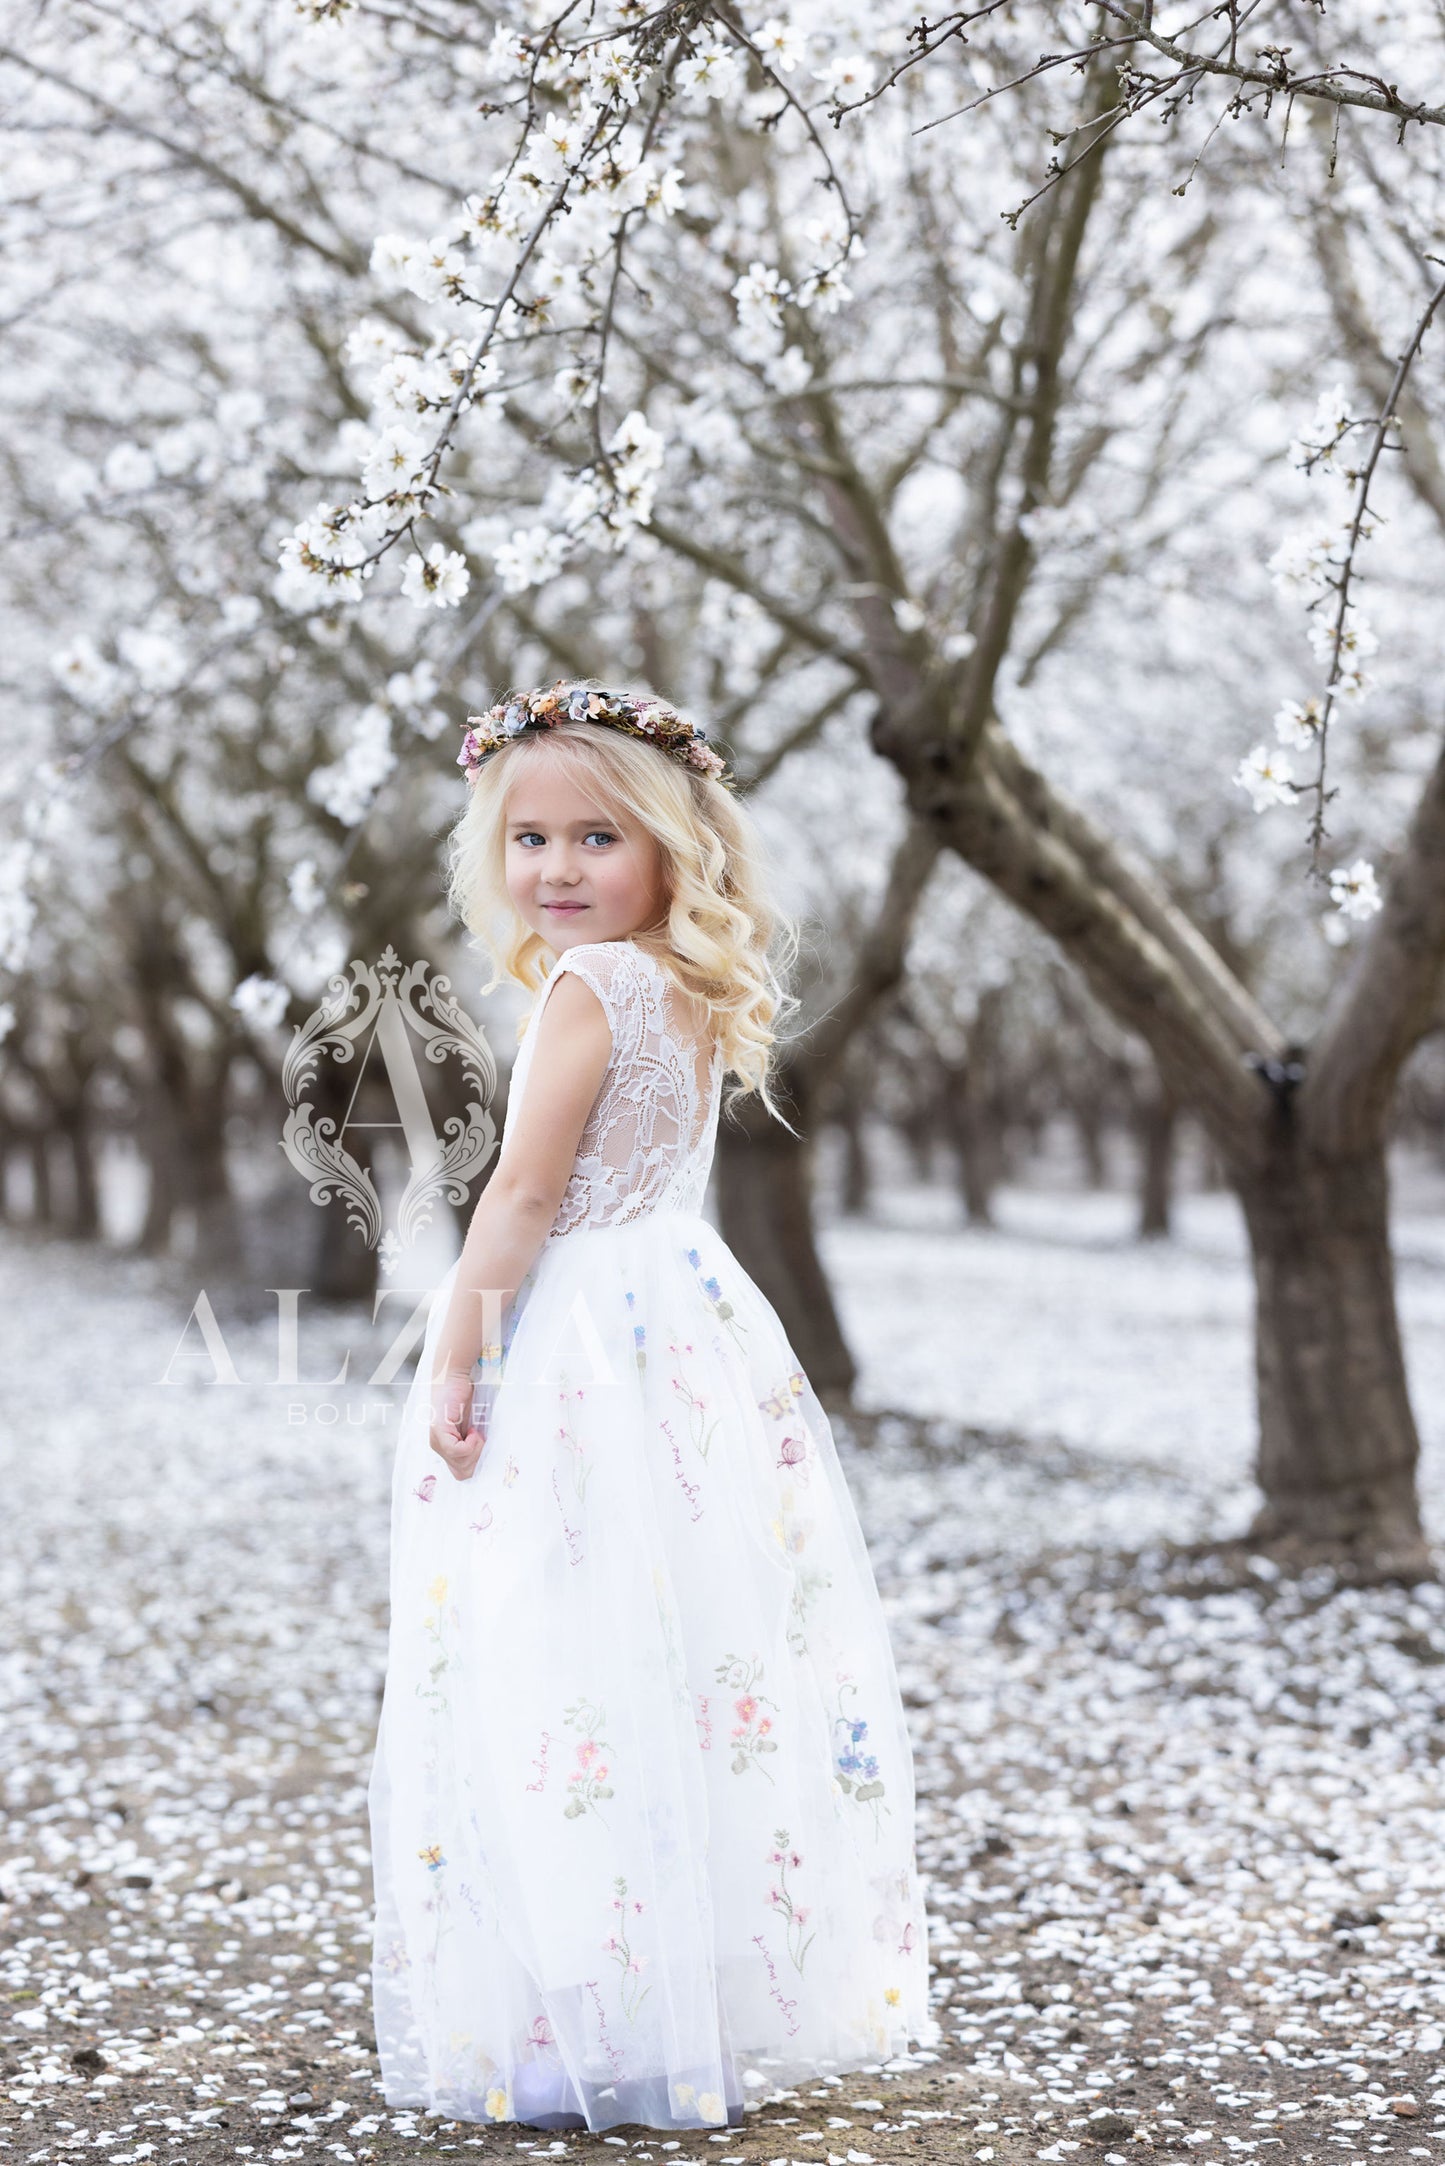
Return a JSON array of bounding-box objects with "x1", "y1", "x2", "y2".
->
[{"x1": 608, "y1": 854, "x2": 652, "y2": 899}]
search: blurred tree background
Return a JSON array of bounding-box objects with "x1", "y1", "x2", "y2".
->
[{"x1": 3, "y1": 0, "x2": 1445, "y2": 1576}]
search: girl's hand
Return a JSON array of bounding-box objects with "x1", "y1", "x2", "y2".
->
[{"x1": 429, "y1": 1365, "x2": 486, "y2": 1482}]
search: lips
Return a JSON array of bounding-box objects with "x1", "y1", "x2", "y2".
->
[{"x1": 544, "y1": 902, "x2": 587, "y2": 913}]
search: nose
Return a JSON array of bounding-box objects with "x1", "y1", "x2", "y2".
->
[{"x1": 541, "y1": 846, "x2": 583, "y2": 888}]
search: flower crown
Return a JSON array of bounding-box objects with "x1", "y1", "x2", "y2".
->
[{"x1": 458, "y1": 682, "x2": 734, "y2": 789}]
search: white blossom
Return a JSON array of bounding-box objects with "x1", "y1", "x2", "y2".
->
[
  {"x1": 526, "y1": 106, "x2": 601, "y2": 183},
  {"x1": 287, "y1": 858, "x2": 324, "y2": 916},
  {"x1": 399, "y1": 543, "x2": 470, "y2": 608},
  {"x1": 221, "y1": 592, "x2": 263, "y2": 632},
  {"x1": 102, "y1": 441, "x2": 157, "y2": 493},
  {"x1": 676, "y1": 42, "x2": 743, "y2": 103},
  {"x1": 813, "y1": 51, "x2": 874, "y2": 99},
  {"x1": 361, "y1": 425, "x2": 428, "y2": 503},
  {"x1": 560, "y1": 470, "x2": 608, "y2": 529},
  {"x1": 230, "y1": 973, "x2": 291, "y2": 1031},
  {"x1": 371, "y1": 232, "x2": 465, "y2": 305},
  {"x1": 644, "y1": 165, "x2": 685, "y2": 221},
  {"x1": 0, "y1": 841, "x2": 37, "y2": 973},
  {"x1": 1307, "y1": 609, "x2": 1377, "y2": 695},
  {"x1": 587, "y1": 42, "x2": 644, "y2": 106},
  {"x1": 307, "y1": 704, "x2": 396, "y2": 825},
  {"x1": 732, "y1": 261, "x2": 790, "y2": 340},
  {"x1": 344, "y1": 316, "x2": 409, "y2": 370},
  {"x1": 1328, "y1": 857, "x2": 1383, "y2": 920},
  {"x1": 385, "y1": 661, "x2": 438, "y2": 711},
  {"x1": 51, "y1": 637, "x2": 119, "y2": 708},
  {"x1": 554, "y1": 364, "x2": 600, "y2": 410},
  {"x1": 531, "y1": 254, "x2": 587, "y2": 323},
  {"x1": 405, "y1": 235, "x2": 468, "y2": 306},
  {"x1": 370, "y1": 232, "x2": 424, "y2": 286},
  {"x1": 277, "y1": 501, "x2": 373, "y2": 602},
  {"x1": 1291, "y1": 382, "x2": 1353, "y2": 469},
  {"x1": 677, "y1": 401, "x2": 747, "y2": 465},
  {"x1": 454, "y1": 193, "x2": 502, "y2": 251},
  {"x1": 485, "y1": 23, "x2": 528, "y2": 77},
  {"x1": 1273, "y1": 696, "x2": 1324, "y2": 750},
  {"x1": 609, "y1": 410, "x2": 664, "y2": 474},
  {"x1": 385, "y1": 661, "x2": 449, "y2": 739},
  {"x1": 494, "y1": 524, "x2": 569, "y2": 593},
  {"x1": 1233, "y1": 744, "x2": 1297, "y2": 812},
  {"x1": 151, "y1": 422, "x2": 206, "y2": 477},
  {"x1": 216, "y1": 387, "x2": 265, "y2": 436},
  {"x1": 372, "y1": 349, "x2": 473, "y2": 420},
  {"x1": 755, "y1": 18, "x2": 805, "y2": 73},
  {"x1": 1267, "y1": 526, "x2": 1341, "y2": 596},
  {"x1": 762, "y1": 344, "x2": 812, "y2": 394},
  {"x1": 796, "y1": 262, "x2": 852, "y2": 314},
  {"x1": 116, "y1": 625, "x2": 187, "y2": 693}
]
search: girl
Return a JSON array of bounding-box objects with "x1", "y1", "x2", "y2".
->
[{"x1": 368, "y1": 680, "x2": 932, "y2": 2137}]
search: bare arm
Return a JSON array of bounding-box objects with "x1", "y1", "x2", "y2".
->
[{"x1": 427, "y1": 970, "x2": 612, "y2": 1479}]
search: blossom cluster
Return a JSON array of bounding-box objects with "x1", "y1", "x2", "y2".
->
[
  {"x1": 457, "y1": 681, "x2": 733, "y2": 787},
  {"x1": 276, "y1": 10, "x2": 867, "y2": 616},
  {"x1": 1233, "y1": 381, "x2": 1384, "y2": 923}
]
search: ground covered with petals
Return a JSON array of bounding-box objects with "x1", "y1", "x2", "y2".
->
[{"x1": 4, "y1": 1197, "x2": 1445, "y2": 2166}]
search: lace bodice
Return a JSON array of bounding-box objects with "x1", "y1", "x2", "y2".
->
[{"x1": 501, "y1": 938, "x2": 725, "y2": 1241}]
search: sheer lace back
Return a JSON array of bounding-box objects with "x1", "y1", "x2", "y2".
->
[{"x1": 502, "y1": 938, "x2": 724, "y2": 1240}]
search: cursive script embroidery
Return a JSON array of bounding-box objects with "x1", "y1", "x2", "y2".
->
[
  {"x1": 660, "y1": 1416, "x2": 704, "y2": 1521},
  {"x1": 551, "y1": 1466, "x2": 583, "y2": 1567},
  {"x1": 751, "y1": 1932, "x2": 801, "y2": 2036},
  {"x1": 525, "y1": 1729, "x2": 553, "y2": 1793},
  {"x1": 582, "y1": 1976, "x2": 625, "y2": 2077}
]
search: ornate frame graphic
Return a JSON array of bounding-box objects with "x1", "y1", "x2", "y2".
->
[{"x1": 281, "y1": 947, "x2": 498, "y2": 1270}]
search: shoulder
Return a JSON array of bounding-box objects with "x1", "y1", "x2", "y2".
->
[
  {"x1": 545, "y1": 941, "x2": 641, "y2": 1043},
  {"x1": 550, "y1": 941, "x2": 639, "y2": 994},
  {"x1": 552, "y1": 940, "x2": 649, "y2": 989}
]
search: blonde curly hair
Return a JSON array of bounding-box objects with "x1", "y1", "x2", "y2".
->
[{"x1": 444, "y1": 685, "x2": 802, "y2": 1129}]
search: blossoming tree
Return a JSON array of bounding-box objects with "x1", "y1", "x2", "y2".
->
[{"x1": 6, "y1": 0, "x2": 1445, "y2": 1565}]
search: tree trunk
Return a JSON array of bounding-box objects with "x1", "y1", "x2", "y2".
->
[
  {"x1": 29, "y1": 1132, "x2": 53, "y2": 1224},
  {"x1": 311, "y1": 1175, "x2": 382, "y2": 1303},
  {"x1": 1074, "y1": 1099, "x2": 1106, "y2": 1189},
  {"x1": 178, "y1": 1078, "x2": 241, "y2": 1272},
  {"x1": 898, "y1": 1104, "x2": 936, "y2": 1185},
  {"x1": 60, "y1": 1113, "x2": 101, "y2": 1237},
  {"x1": 835, "y1": 1098, "x2": 872, "y2": 1217},
  {"x1": 867, "y1": 716, "x2": 1435, "y2": 1563},
  {"x1": 955, "y1": 1103, "x2": 998, "y2": 1227},
  {"x1": 715, "y1": 1098, "x2": 856, "y2": 1400},
  {"x1": 307, "y1": 1058, "x2": 382, "y2": 1305},
  {"x1": 1136, "y1": 1088, "x2": 1177, "y2": 1240},
  {"x1": 137, "y1": 1110, "x2": 176, "y2": 1253},
  {"x1": 706, "y1": 822, "x2": 941, "y2": 1399},
  {"x1": 1236, "y1": 1139, "x2": 1425, "y2": 1571},
  {"x1": 946, "y1": 985, "x2": 1006, "y2": 1227}
]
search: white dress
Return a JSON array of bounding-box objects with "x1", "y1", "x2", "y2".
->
[{"x1": 368, "y1": 936, "x2": 932, "y2": 2133}]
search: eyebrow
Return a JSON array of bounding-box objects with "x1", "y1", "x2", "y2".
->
[{"x1": 506, "y1": 813, "x2": 620, "y2": 830}]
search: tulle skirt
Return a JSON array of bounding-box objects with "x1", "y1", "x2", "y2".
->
[{"x1": 368, "y1": 1206, "x2": 933, "y2": 2133}]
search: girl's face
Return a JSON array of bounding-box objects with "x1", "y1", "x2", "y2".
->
[{"x1": 504, "y1": 756, "x2": 666, "y2": 952}]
